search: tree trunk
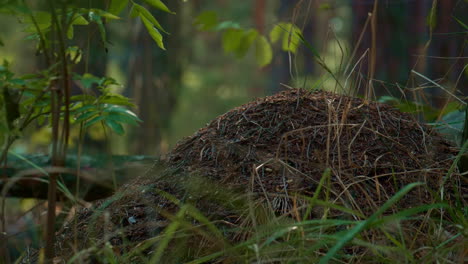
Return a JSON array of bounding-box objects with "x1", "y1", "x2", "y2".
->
[{"x1": 127, "y1": 1, "x2": 186, "y2": 155}]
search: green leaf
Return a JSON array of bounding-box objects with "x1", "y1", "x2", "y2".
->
[
  {"x1": 109, "y1": 0, "x2": 129, "y2": 15},
  {"x1": 66, "y1": 46, "x2": 82, "y2": 63},
  {"x1": 106, "y1": 112, "x2": 140, "y2": 125},
  {"x1": 143, "y1": 0, "x2": 175, "y2": 14},
  {"x1": 133, "y1": 3, "x2": 168, "y2": 34},
  {"x1": 67, "y1": 24, "x2": 74, "y2": 39},
  {"x1": 30, "y1": 11, "x2": 51, "y2": 25},
  {"x1": 281, "y1": 24, "x2": 301, "y2": 53},
  {"x1": 222, "y1": 28, "x2": 243, "y2": 53},
  {"x1": 73, "y1": 104, "x2": 96, "y2": 114},
  {"x1": 102, "y1": 105, "x2": 142, "y2": 121},
  {"x1": 0, "y1": 38, "x2": 3, "y2": 46},
  {"x1": 194, "y1": 11, "x2": 218, "y2": 31},
  {"x1": 104, "y1": 119, "x2": 124, "y2": 135},
  {"x1": 140, "y1": 15, "x2": 165, "y2": 50},
  {"x1": 270, "y1": 23, "x2": 302, "y2": 53},
  {"x1": 214, "y1": 21, "x2": 241, "y2": 31},
  {"x1": 75, "y1": 110, "x2": 98, "y2": 123},
  {"x1": 23, "y1": 11, "x2": 51, "y2": 33},
  {"x1": 84, "y1": 115, "x2": 105, "y2": 128},
  {"x1": 71, "y1": 15, "x2": 89, "y2": 26},
  {"x1": 88, "y1": 11, "x2": 107, "y2": 44},
  {"x1": 100, "y1": 95, "x2": 135, "y2": 107},
  {"x1": 10, "y1": 78, "x2": 26, "y2": 85},
  {"x1": 235, "y1": 29, "x2": 258, "y2": 58},
  {"x1": 269, "y1": 23, "x2": 285, "y2": 43},
  {"x1": 255, "y1": 35, "x2": 272, "y2": 67},
  {"x1": 80, "y1": 73, "x2": 101, "y2": 89},
  {"x1": 130, "y1": 5, "x2": 138, "y2": 18},
  {"x1": 92, "y1": 8, "x2": 121, "y2": 20}
]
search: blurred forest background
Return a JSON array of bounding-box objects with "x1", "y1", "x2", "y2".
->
[{"x1": 0, "y1": 0, "x2": 466, "y2": 157}]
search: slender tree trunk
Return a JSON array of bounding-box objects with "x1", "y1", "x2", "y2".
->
[{"x1": 127, "y1": 1, "x2": 186, "y2": 155}]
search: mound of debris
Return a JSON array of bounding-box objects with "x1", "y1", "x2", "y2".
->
[
  {"x1": 168, "y1": 88, "x2": 459, "y2": 215},
  {"x1": 41, "y1": 89, "x2": 463, "y2": 263}
]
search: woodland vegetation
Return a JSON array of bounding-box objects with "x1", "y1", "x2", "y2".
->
[{"x1": 0, "y1": 0, "x2": 466, "y2": 263}]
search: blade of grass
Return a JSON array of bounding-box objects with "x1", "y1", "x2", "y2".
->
[
  {"x1": 148, "y1": 204, "x2": 188, "y2": 263},
  {"x1": 319, "y1": 182, "x2": 424, "y2": 264}
]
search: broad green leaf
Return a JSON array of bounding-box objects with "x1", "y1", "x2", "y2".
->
[
  {"x1": 92, "y1": 8, "x2": 121, "y2": 20},
  {"x1": 130, "y1": 5, "x2": 138, "y2": 18},
  {"x1": 75, "y1": 110, "x2": 98, "y2": 123},
  {"x1": 235, "y1": 29, "x2": 258, "y2": 58},
  {"x1": 140, "y1": 15, "x2": 165, "y2": 50},
  {"x1": 194, "y1": 11, "x2": 218, "y2": 31},
  {"x1": 88, "y1": 12, "x2": 107, "y2": 43},
  {"x1": 106, "y1": 113, "x2": 140, "y2": 125},
  {"x1": 67, "y1": 24, "x2": 74, "y2": 39},
  {"x1": 71, "y1": 15, "x2": 89, "y2": 26},
  {"x1": 72, "y1": 104, "x2": 96, "y2": 114},
  {"x1": 99, "y1": 77, "x2": 119, "y2": 86},
  {"x1": 102, "y1": 105, "x2": 141, "y2": 121},
  {"x1": 100, "y1": 95, "x2": 135, "y2": 107},
  {"x1": 104, "y1": 119, "x2": 124, "y2": 135},
  {"x1": 65, "y1": 19, "x2": 85, "y2": 39},
  {"x1": 29, "y1": 11, "x2": 51, "y2": 25},
  {"x1": 143, "y1": 0, "x2": 175, "y2": 14},
  {"x1": 67, "y1": 15, "x2": 89, "y2": 39},
  {"x1": 23, "y1": 11, "x2": 52, "y2": 33},
  {"x1": 270, "y1": 23, "x2": 302, "y2": 53},
  {"x1": 10, "y1": 78, "x2": 26, "y2": 85},
  {"x1": 269, "y1": 23, "x2": 285, "y2": 43},
  {"x1": 66, "y1": 46, "x2": 82, "y2": 63},
  {"x1": 222, "y1": 28, "x2": 243, "y2": 53},
  {"x1": 84, "y1": 115, "x2": 105, "y2": 128},
  {"x1": 133, "y1": 3, "x2": 168, "y2": 34},
  {"x1": 281, "y1": 24, "x2": 301, "y2": 53},
  {"x1": 20, "y1": 74, "x2": 39, "y2": 79},
  {"x1": 109, "y1": 0, "x2": 129, "y2": 15},
  {"x1": 80, "y1": 73, "x2": 101, "y2": 89},
  {"x1": 214, "y1": 21, "x2": 241, "y2": 31}
]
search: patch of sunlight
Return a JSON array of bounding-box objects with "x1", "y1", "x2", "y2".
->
[
  {"x1": 216, "y1": 84, "x2": 239, "y2": 100},
  {"x1": 322, "y1": 77, "x2": 347, "y2": 93},
  {"x1": 322, "y1": 37, "x2": 349, "y2": 72},
  {"x1": 106, "y1": 61, "x2": 126, "y2": 94},
  {"x1": 30, "y1": 127, "x2": 52, "y2": 146},
  {"x1": 292, "y1": 75, "x2": 328, "y2": 91},
  {"x1": 20, "y1": 199, "x2": 39, "y2": 211},
  {"x1": 183, "y1": 69, "x2": 202, "y2": 92},
  {"x1": 87, "y1": 125, "x2": 106, "y2": 141}
]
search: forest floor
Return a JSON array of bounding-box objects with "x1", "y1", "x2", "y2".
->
[{"x1": 33, "y1": 89, "x2": 465, "y2": 263}]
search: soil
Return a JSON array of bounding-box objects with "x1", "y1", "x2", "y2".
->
[{"x1": 32, "y1": 89, "x2": 463, "y2": 263}]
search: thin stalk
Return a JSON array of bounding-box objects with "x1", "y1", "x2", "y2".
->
[
  {"x1": 367, "y1": 0, "x2": 378, "y2": 101},
  {"x1": 45, "y1": 0, "x2": 71, "y2": 261}
]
